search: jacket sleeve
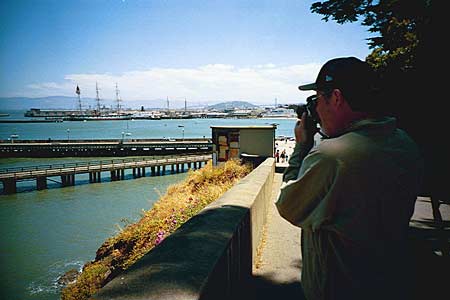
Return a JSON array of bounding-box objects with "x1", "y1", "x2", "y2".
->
[
  {"x1": 282, "y1": 142, "x2": 311, "y2": 182},
  {"x1": 276, "y1": 151, "x2": 339, "y2": 229}
]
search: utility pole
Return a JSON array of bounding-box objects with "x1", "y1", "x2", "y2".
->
[
  {"x1": 76, "y1": 85, "x2": 82, "y2": 113},
  {"x1": 95, "y1": 82, "x2": 101, "y2": 113},
  {"x1": 184, "y1": 98, "x2": 187, "y2": 112},
  {"x1": 115, "y1": 83, "x2": 122, "y2": 114}
]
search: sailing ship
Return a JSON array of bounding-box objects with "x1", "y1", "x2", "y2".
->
[{"x1": 25, "y1": 83, "x2": 132, "y2": 121}]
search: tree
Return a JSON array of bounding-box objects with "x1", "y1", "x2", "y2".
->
[
  {"x1": 310, "y1": 1, "x2": 445, "y2": 203},
  {"x1": 310, "y1": 0, "x2": 432, "y2": 73}
]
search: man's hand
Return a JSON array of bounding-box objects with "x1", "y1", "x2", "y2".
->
[{"x1": 294, "y1": 112, "x2": 317, "y2": 150}]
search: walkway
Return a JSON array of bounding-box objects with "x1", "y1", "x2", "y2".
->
[
  {"x1": 252, "y1": 172, "x2": 304, "y2": 299},
  {"x1": 274, "y1": 139, "x2": 295, "y2": 169}
]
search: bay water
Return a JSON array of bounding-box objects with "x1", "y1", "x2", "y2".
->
[{"x1": 0, "y1": 110, "x2": 298, "y2": 300}]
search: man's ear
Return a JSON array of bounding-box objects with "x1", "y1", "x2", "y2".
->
[{"x1": 332, "y1": 89, "x2": 345, "y2": 107}]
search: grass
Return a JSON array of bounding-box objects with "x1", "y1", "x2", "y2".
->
[{"x1": 61, "y1": 159, "x2": 252, "y2": 300}]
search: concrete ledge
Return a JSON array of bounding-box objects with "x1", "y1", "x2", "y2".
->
[{"x1": 94, "y1": 158, "x2": 275, "y2": 300}]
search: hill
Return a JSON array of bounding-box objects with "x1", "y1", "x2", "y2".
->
[
  {"x1": 207, "y1": 101, "x2": 257, "y2": 110},
  {"x1": 0, "y1": 96, "x2": 98, "y2": 110},
  {"x1": 0, "y1": 96, "x2": 206, "y2": 110}
]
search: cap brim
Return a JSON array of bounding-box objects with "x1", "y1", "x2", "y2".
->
[{"x1": 298, "y1": 82, "x2": 317, "y2": 91}]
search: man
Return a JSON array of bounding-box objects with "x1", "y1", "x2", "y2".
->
[{"x1": 276, "y1": 57, "x2": 423, "y2": 300}]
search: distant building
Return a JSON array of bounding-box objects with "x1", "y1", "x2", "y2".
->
[{"x1": 260, "y1": 108, "x2": 296, "y2": 118}]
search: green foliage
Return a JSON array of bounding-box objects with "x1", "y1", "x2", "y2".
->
[
  {"x1": 310, "y1": 1, "x2": 439, "y2": 198},
  {"x1": 61, "y1": 159, "x2": 252, "y2": 300},
  {"x1": 310, "y1": 0, "x2": 432, "y2": 72},
  {"x1": 61, "y1": 262, "x2": 110, "y2": 300}
]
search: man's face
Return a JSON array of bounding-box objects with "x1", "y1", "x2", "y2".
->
[{"x1": 315, "y1": 91, "x2": 335, "y2": 136}]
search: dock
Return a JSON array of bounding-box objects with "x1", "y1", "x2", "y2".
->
[
  {"x1": 0, "y1": 138, "x2": 212, "y2": 157},
  {"x1": 0, "y1": 119, "x2": 63, "y2": 123},
  {"x1": 0, "y1": 154, "x2": 211, "y2": 194}
]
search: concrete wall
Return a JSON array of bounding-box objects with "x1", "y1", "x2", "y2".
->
[{"x1": 94, "y1": 157, "x2": 275, "y2": 300}]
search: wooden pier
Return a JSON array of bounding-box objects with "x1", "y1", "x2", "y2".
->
[
  {"x1": 0, "y1": 138, "x2": 212, "y2": 158},
  {"x1": 0, "y1": 154, "x2": 210, "y2": 194}
]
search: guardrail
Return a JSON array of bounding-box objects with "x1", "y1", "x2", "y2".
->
[
  {"x1": 0, "y1": 154, "x2": 210, "y2": 180},
  {"x1": 0, "y1": 155, "x2": 199, "y2": 174}
]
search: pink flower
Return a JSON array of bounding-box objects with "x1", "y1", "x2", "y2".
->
[{"x1": 155, "y1": 230, "x2": 166, "y2": 245}]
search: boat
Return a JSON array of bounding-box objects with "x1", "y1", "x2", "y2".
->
[
  {"x1": 63, "y1": 114, "x2": 132, "y2": 121},
  {"x1": 260, "y1": 108, "x2": 297, "y2": 119},
  {"x1": 25, "y1": 83, "x2": 131, "y2": 121}
]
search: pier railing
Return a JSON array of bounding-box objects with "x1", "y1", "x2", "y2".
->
[
  {"x1": 0, "y1": 155, "x2": 207, "y2": 176},
  {"x1": 0, "y1": 154, "x2": 211, "y2": 194}
]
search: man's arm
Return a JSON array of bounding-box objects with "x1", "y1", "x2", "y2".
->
[
  {"x1": 282, "y1": 142, "x2": 310, "y2": 182},
  {"x1": 276, "y1": 151, "x2": 338, "y2": 229},
  {"x1": 283, "y1": 113, "x2": 317, "y2": 182}
]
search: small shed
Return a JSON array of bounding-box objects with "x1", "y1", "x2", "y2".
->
[{"x1": 211, "y1": 125, "x2": 276, "y2": 166}]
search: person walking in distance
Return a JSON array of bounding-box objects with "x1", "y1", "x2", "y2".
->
[
  {"x1": 280, "y1": 149, "x2": 286, "y2": 163},
  {"x1": 276, "y1": 57, "x2": 423, "y2": 300}
]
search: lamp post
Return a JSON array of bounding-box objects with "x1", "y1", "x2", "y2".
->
[{"x1": 178, "y1": 125, "x2": 185, "y2": 141}]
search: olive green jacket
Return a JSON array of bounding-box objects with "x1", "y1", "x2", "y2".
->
[{"x1": 276, "y1": 117, "x2": 423, "y2": 300}]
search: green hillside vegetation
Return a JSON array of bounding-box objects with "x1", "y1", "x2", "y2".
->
[{"x1": 61, "y1": 159, "x2": 252, "y2": 300}]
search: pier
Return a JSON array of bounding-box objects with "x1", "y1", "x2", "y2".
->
[
  {"x1": 0, "y1": 138, "x2": 212, "y2": 157},
  {"x1": 0, "y1": 154, "x2": 210, "y2": 194}
]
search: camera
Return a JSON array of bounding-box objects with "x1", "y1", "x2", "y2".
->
[{"x1": 296, "y1": 94, "x2": 320, "y2": 128}]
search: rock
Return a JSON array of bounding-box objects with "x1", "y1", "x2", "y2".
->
[{"x1": 58, "y1": 269, "x2": 79, "y2": 286}]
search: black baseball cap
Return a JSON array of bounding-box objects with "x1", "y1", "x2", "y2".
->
[{"x1": 299, "y1": 57, "x2": 377, "y2": 111}]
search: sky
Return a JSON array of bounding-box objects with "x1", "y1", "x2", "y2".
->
[{"x1": 0, "y1": 0, "x2": 374, "y2": 105}]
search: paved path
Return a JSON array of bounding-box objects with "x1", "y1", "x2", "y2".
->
[
  {"x1": 252, "y1": 172, "x2": 305, "y2": 299},
  {"x1": 274, "y1": 139, "x2": 296, "y2": 169},
  {"x1": 408, "y1": 197, "x2": 449, "y2": 299}
]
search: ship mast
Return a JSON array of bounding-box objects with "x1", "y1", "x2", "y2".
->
[
  {"x1": 95, "y1": 82, "x2": 101, "y2": 113},
  {"x1": 115, "y1": 83, "x2": 122, "y2": 114}
]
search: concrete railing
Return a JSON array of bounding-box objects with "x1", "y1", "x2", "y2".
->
[{"x1": 94, "y1": 157, "x2": 275, "y2": 300}]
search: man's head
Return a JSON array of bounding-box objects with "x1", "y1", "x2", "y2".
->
[
  {"x1": 299, "y1": 57, "x2": 378, "y2": 137},
  {"x1": 299, "y1": 57, "x2": 377, "y2": 111}
]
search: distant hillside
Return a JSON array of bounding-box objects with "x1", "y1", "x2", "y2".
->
[
  {"x1": 207, "y1": 101, "x2": 257, "y2": 110},
  {"x1": 0, "y1": 96, "x2": 99, "y2": 110},
  {"x1": 0, "y1": 96, "x2": 207, "y2": 110}
]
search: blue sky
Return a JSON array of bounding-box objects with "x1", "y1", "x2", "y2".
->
[{"x1": 0, "y1": 0, "x2": 373, "y2": 105}]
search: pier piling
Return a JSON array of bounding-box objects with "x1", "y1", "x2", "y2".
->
[
  {"x1": 2, "y1": 179, "x2": 17, "y2": 194},
  {"x1": 36, "y1": 176, "x2": 47, "y2": 190}
]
